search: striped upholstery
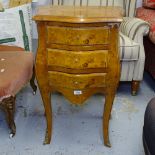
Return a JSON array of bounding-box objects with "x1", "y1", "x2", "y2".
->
[
  {"x1": 120, "y1": 61, "x2": 137, "y2": 81},
  {"x1": 120, "y1": 17, "x2": 150, "y2": 41},
  {"x1": 50, "y1": 0, "x2": 137, "y2": 17},
  {"x1": 119, "y1": 32, "x2": 140, "y2": 81},
  {"x1": 119, "y1": 32, "x2": 139, "y2": 61},
  {"x1": 120, "y1": 17, "x2": 149, "y2": 81}
]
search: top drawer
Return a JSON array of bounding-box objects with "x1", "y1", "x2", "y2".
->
[{"x1": 47, "y1": 26, "x2": 109, "y2": 46}]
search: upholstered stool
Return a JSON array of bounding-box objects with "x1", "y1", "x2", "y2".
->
[
  {"x1": 143, "y1": 98, "x2": 155, "y2": 155},
  {"x1": 0, "y1": 46, "x2": 37, "y2": 137}
]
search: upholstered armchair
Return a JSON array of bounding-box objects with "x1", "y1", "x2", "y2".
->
[
  {"x1": 136, "y1": 0, "x2": 155, "y2": 80},
  {"x1": 40, "y1": 0, "x2": 149, "y2": 95}
]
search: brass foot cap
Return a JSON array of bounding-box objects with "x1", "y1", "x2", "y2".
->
[
  {"x1": 132, "y1": 91, "x2": 137, "y2": 96},
  {"x1": 33, "y1": 91, "x2": 36, "y2": 95},
  {"x1": 9, "y1": 132, "x2": 15, "y2": 138},
  {"x1": 43, "y1": 139, "x2": 50, "y2": 145},
  {"x1": 104, "y1": 141, "x2": 111, "y2": 148}
]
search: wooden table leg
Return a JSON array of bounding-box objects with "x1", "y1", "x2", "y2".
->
[
  {"x1": 35, "y1": 63, "x2": 52, "y2": 144},
  {"x1": 103, "y1": 89, "x2": 115, "y2": 147},
  {"x1": 39, "y1": 90, "x2": 52, "y2": 145}
]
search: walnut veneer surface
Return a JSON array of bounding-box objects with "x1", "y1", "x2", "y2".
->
[{"x1": 33, "y1": 6, "x2": 123, "y2": 147}]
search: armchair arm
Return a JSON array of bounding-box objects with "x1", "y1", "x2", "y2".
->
[
  {"x1": 120, "y1": 17, "x2": 150, "y2": 81},
  {"x1": 120, "y1": 17, "x2": 150, "y2": 43}
]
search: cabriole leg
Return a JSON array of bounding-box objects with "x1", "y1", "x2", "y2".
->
[
  {"x1": 35, "y1": 62, "x2": 52, "y2": 145},
  {"x1": 0, "y1": 96, "x2": 16, "y2": 137},
  {"x1": 30, "y1": 66, "x2": 37, "y2": 95},
  {"x1": 103, "y1": 90, "x2": 115, "y2": 147}
]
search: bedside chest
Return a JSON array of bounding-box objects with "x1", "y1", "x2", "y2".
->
[{"x1": 33, "y1": 6, "x2": 123, "y2": 147}]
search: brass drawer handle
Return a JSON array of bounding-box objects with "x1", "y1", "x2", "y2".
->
[
  {"x1": 76, "y1": 35, "x2": 80, "y2": 40},
  {"x1": 83, "y1": 63, "x2": 88, "y2": 68},
  {"x1": 84, "y1": 39, "x2": 89, "y2": 44},
  {"x1": 74, "y1": 81, "x2": 79, "y2": 85},
  {"x1": 75, "y1": 58, "x2": 79, "y2": 63}
]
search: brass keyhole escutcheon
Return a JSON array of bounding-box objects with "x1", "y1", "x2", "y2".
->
[
  {"x1": 74, "y1": 81, "x2": 79, "y2": 85},
  {"x1": 83, "y1": 63, "x2": 88, "y2": 68},
  {"x1": 75, "y1": 58, "x2": 79, "y2": 63},
  {"x1": 84, "y1": 39, "x2": 89, "y2": 44}
]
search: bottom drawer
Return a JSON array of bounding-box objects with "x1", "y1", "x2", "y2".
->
[{"x1": 48, "y1": 71, "x2": 106, "y2": 90}]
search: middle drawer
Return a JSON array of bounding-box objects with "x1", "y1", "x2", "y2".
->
[{"x1": 47, "y1": 49, "x2": 109, "y2": 72}]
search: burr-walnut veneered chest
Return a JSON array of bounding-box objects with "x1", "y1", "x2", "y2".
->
[{"x1": 33, "y1": 6, "x2": 123, "y2": 147}]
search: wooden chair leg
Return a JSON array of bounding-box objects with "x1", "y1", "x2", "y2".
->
[
  {"x1": 131, "y1": 80, "x2": 140, "y2": 96},
  {"x1": 0, "y1": 96, "x2": 16, "y2": 137},
  {"x1": 30, "y1": 66, "x2": 37, "y2": 95}
]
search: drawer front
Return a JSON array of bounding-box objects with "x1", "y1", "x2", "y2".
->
[
  {"x1": 48, "y1": 71, "x2": 106, "y2": 89},
  {"x1": 47, "y1": 49, "x2": 108, "y2": 70},
  {"x1": 47, "y1": 26, "x2": 109, "y2": 46}
]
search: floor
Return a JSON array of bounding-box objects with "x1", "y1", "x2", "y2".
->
[
  {"x1": 0, "y1": 42, "x2": 155, "y2": 155},
  {"x1": 1, "y1": 73, "x2": 155, "y2": 155}
]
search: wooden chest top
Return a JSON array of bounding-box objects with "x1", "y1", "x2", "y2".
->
[{"x1": 33, "y1": 6, "x2": 123, "y2": 23}]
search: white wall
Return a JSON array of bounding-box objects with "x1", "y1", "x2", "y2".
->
[{"x1": 137, "y1": 0, "x2": 142, "y2": 7}]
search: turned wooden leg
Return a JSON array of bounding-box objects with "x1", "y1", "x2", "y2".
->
[
  {"x1": 1, "y1": 96, "x2": 16, "y2": 137},
  {"x1": 103, "y1": 90, "x2": 115, "y2": 147},
  {"x1": 131, "y1": 80, "x2": 140, "y2": 96},
  {"x1": 30, "y1": 66, "x2": 37, "y2": 95}
]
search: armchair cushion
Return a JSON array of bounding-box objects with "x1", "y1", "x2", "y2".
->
[
  {"x1": 119, "y1": 32, "x2": 140, "y2": 61},
  {"x1": 143, "y1": 0, "x2": 155, "y2": 9},
  {"x1": 136, "y1": 7, "x2": 155, "y2": 44},
  {"x1": 0, "y1": 51, "x2": 33, "y2": 100},
  {"x1": 120, "y1": 17, "x2": 150, "y2": 42}
]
